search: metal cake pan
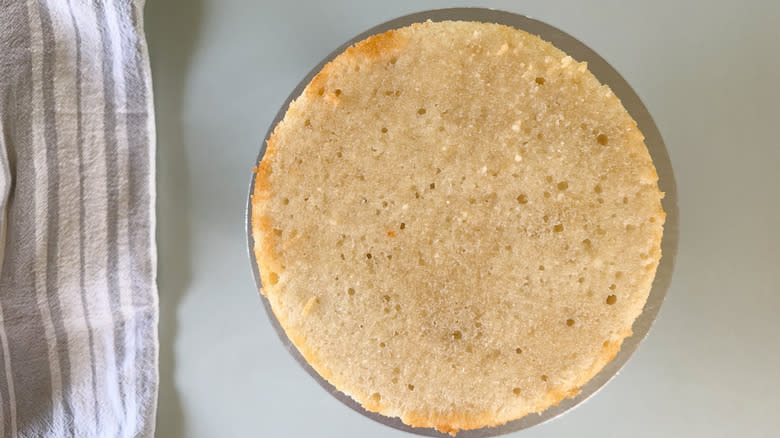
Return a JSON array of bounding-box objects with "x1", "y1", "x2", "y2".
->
[{"x1": 246, "y1": 8, "x2": 678, "y2": 437}]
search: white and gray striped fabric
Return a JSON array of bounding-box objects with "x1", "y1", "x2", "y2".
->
[{"x1": 0, "y1": 0, "x2": 157, "y2": 437}]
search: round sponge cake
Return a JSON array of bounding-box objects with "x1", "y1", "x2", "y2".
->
[{"x1": 252, "y1": 20, "x2": 664, "y2": 434}]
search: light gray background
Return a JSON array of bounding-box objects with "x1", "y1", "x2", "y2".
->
[{"x1": 146, "y1": 1, "x2": 780, "y2": 437}]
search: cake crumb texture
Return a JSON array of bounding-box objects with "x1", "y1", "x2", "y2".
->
[{"x1": 252, "y1": 20, "x2": 664, "y2": 434}]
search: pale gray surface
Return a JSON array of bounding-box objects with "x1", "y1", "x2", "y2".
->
[{"x1": 146, "y1": 1, "x2": 780, "y2": 437}]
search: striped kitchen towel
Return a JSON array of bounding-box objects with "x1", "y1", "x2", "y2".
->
[{"x1": 0, "y1": 1, "x2": 157, "y2": 437}]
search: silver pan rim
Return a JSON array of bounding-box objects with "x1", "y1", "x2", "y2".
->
[{"x1": 245, "y1": 8, "x2": 679, "y2": 436}]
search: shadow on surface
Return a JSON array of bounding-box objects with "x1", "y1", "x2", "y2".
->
[{"x1": 145, "y1": 0, "x2": 203, "y2": 436}]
